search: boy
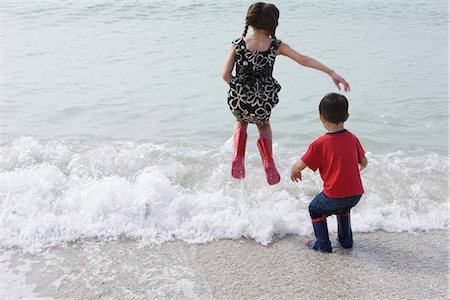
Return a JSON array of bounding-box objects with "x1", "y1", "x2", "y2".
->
[{"x1": 291, "y1": 93, "x2": 368, "y2": 253}]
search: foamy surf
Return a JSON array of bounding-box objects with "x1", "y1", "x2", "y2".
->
[{"x1": 0, "y1": 137, "x2": 448, "y2": 252}]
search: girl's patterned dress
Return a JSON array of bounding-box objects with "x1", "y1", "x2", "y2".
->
[{"x1": 227, "y1": 37, "x2": 282, "y2": 125}]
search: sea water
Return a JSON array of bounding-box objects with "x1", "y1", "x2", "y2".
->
[{"x1": 1, "y1": 0, "x2": 448, "y2": 252}]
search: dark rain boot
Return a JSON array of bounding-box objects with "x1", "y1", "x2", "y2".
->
[
  {"x1": 231, "y1": 128, "x2": 247, "y2": 179},
  {"x1": 337, "y1": 213, "x2": 353, "y2": 248},
  {"x1": 256, "y1": 135, "x2": 280, "y2": 185},
  {"x1": 305, "y1": 215, "x2": 332, "y2": 253}
]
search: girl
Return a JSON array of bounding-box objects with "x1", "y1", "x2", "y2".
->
[{"x1": 222, "y1": 2, "x2": 350, "y2": 185}]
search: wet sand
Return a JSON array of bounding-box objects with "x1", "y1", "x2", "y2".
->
[{"x1": 1, "y1": 230, "x2": 448, "y2": 299}]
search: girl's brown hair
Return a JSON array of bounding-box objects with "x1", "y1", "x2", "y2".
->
[{"x1": 242, "y1": 2, "x2": 280, "y2": 39}]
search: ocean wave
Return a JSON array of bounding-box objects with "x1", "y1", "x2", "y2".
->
[{"x1": 1, "y1": 137, "x2": 448, "y2": 252}]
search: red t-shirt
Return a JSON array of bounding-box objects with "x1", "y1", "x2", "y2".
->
[{"x1": 301, "y1": 130, "x2": 365, "y2": 198}]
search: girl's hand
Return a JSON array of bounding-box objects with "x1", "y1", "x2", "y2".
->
[{"x1": 331, "y1": 71, "x2": 350, "y2": 92}]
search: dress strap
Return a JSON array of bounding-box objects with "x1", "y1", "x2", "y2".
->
[
  {"x1": 273, "y1": 39, "x2": 282, "y2": 51},
  {"x1": 232, "y1": 37, "x2": 244, "y2": 50}
]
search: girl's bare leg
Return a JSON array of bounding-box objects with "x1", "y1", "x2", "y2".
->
[
  {"x1": 234, "y1": 120, "x2": 248, "y2": 132},
  {"x1": 256, "y1": 122, "x2": 271, "y2": 138}
]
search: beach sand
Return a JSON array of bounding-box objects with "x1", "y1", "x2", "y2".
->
[{"x1": 1, "y1": 230, "x2": 448, "y2": 299}]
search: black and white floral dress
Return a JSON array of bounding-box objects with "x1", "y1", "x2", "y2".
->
[{"x1": 227, "y1": 37, "x2": 282, "y2": 125}]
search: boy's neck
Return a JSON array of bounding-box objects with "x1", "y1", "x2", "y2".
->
[{"x1": 324, "y1": 122, "x2": 345, "y2": 133}]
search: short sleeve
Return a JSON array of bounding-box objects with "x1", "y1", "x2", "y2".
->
[
  {"x1": 301, "y1": 142, "x2": 322, "y2": 172},
  {"x1": 355, "y1": 136, "x2": 365, "y2": 163}
]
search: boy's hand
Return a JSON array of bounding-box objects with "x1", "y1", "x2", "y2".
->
[
  {"x1": 290, "y1": 168, "x2": 302, "y2": 182},
  {"x1": 290, "y1": 160, "x2": 307, "y2": 182}
]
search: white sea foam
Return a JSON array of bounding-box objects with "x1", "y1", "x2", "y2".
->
[{"x1": 0, "y1": 137, "x2": 448, "y2": 252}]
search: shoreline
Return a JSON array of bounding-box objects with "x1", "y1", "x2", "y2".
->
[{"x1": 1, "y1": 230, "x2": 448, "y2": 299}]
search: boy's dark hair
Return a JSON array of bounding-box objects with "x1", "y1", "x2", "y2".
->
[
  {"x1": 319, "y1": 93, "x2": 349, "y2": 124},
  {"x1": 243, "y1": 2, "x2": 279, "y2": 39}
]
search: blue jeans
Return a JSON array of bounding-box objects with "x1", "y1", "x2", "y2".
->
[{"x1": 309, "y1": 192, "x2": 361, "y2": 219}]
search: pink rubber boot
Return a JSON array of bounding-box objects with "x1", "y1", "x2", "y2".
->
[
  {"x1": 231, "y1": 128, "x2": 247, "y2": 179},
  {"x1": 257, "y1": 135, "x2": 280, "y2": 185}
]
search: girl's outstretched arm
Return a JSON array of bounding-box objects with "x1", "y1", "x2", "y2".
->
[
  {"x1": 221, "y1": 44, "x2": 236, "y2": 84},
  {"x1": 277, "y1": 43, "x2": 350, "y2": 92}
]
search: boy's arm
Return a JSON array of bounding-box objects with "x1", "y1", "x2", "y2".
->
[
  {"x1": 290, "y1": 159, "x2": 308, "y2": 182},
  {"x1": 359, "y1": 156, "x2": 368, "y2": 171},
  {"x1": 277, "y1": 43, "x2": 350, "y2": 92},
  {"x1": 221, "y1": 44, "x2": 236, "y2": 84}
]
